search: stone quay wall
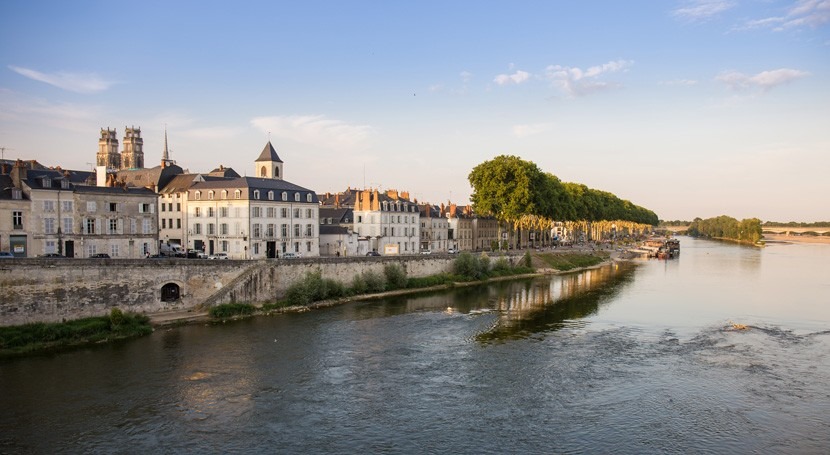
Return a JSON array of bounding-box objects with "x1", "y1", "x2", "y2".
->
[{"x1": 0, "y1": 256, "x2": 455, "y2": 326}]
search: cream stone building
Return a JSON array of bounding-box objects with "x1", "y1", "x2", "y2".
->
[{"x1": 419, "y1": 204, "x2": 449, "y2": 253}]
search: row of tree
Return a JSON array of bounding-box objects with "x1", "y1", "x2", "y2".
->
[
  {"x1": 686, "y1": 216, "x2": 763, "y2": 243},
  {"x1": 468, "y1": 155, "x2": 659, "y2": 231}
]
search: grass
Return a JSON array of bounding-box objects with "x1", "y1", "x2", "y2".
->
[
  {"x1": 209, "y1": 303, "x2": 257, "y2": 318},
  {"x1": 535, "y1": 252, "x2": 607, "y2": 271},
  {"x1": 0, "y1": 309, "x2": 152, "y2": 357}
]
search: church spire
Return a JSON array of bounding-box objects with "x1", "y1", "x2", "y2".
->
[{"x1": 163, "y1": 125, "x2": 169, "y2": 162}]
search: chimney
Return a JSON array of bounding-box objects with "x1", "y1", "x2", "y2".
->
[{"x1": 10, "y1": 159, "x2": 26, "y2": 188}]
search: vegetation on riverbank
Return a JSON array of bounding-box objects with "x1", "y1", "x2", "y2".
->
[
  {"x1": 687, "y1": 216, "x2": 763, "y2": 244},
  {"x1": 0, "y1": 308, "x2": 152, "y2": 357},
  {"x1": 534, "y1": 252, "x2": 607, "y2": 271}
]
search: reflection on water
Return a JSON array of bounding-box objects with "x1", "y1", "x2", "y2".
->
[{"x1": 477, "y1": 263, "x2": 637, "y2": 343}]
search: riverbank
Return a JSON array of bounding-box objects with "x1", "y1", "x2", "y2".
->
[
  {"x1": 151, "y1": 249, "x2": 616, "y2": 327},
  {"x1": 762, "y1": 233, "x2": 830, "y2": 245}
]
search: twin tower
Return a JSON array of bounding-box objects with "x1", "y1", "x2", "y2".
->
[{"x1": 96, "y1": 127, "x2": 144, "y2": 171}]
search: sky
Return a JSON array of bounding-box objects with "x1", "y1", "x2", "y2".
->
[{"x1": 1, "y1": 0, "x2": 828, "y2": 222}]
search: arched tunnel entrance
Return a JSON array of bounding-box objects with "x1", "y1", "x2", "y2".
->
[{"x1": 161, "y1": 283, "x2": 181, "y2": 302}]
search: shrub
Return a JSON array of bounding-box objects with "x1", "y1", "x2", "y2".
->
[
  {"x1": 209, "y1": 303, "x2": 256, "y2": 318},
  {"x1": 522, "y1": 252, "x2": 532, "y2": 268},
  {"x1": 491, "y1": 257, "x2": 511, "y2": 275},
  {"x1": 350, "y1": 274, "x2": 368, "y2": 295},
  {"x1": 362, "y1": 270, "x2": 386, "y2": 293},
  {"x1": 406, "y1": 274, "x2": 455, "y2": 288},
  {"x1": 109, "y1": 307, "x2": 125, "y2": 328},
  {"x1": 284, "y1": 270, "x2": 349, "y2": 306},
  {"x1": 384, "y1": 264, "x2": 408, "y2": 290}
]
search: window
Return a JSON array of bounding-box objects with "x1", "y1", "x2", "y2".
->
[
  {"x1": 45, "y1": 240, "x2": 56, "y2": 254},
  {"x1": 11, "y1": 188, "x2": 22, "y2": 200},
  {"x1": 222, "y1": 190, "x2": 228, "y2": 199},
  {"x1": 208, "y1": 223, "x2": 216, "y2": 235},
  {"x1": 194, "y1": 223, "x2": 202, "y2": 235},
  {"x1": 86, "y1": 218, "x2": 96, "y2": 234},
  {"x1": 176, "y1": 203, "x2": 181, "y2": 212},
  {"x1": 253, "y1": 224, "x2": 261, "y2": 238},
  {"x1": 281, "y1": 208, "x2": 288, "y2": 218},
  {"x1": 306, "y1": 241, "x2": 312, "y2": 252},
  {"x1": 235, "y1": 190, "x2": 241, "y2": 199},
  {"x1": 281, "y1": 224, "x2": 288, "y2": 238},
  {"x1": 294, "y1": 208, "x2": 301, "y2": 218},
  {"x1": 139, "y1": 203, "x2": 153, "y2": 213},
  {"x1": 220, "y1": 223, "x2": 228, "y2": 235},
  {"x1": 142, "y1": 219, "x2": 152, "y2": 234},
  {"x1": 208, "y1": 207, "x2": 215, "y2": 217},
  {"x1": 208, "y1": 191, "x2": 214, "y2": 200},
  {"x1": 177, "y1": 219, "x2": 181, "y2": 229},
  {"x1": 294, "y1": 192, "x2": 300, "y2": 202},
  {"x1": 161, "y1": 219, "x2": 167, "y2": 229},
  {"x1": 306, "y1": 209, "x2": 313, "y2": 218},
  {"x1": 294, "y1": 224, "x2": 300, "y2": 237},
  {"x1": 220, "y1": 207, "x2": 228, "y2": 217},
  {"x1": 44, "y1": 200, "x2": 55, "y2": 212},
  {"x1": 195, "y1": 207, "x2": 201, "y2": 217},
  {"x1": 63, "y1": 218, "x2": 73, "y2": 234},
  {"x1": 161, "y1": 203, "x2": 166, "y2": 212},
  {"x1": 294, "y1": 242, "x2": 300, "y2": 253},
  {"x1": 357, "y1": 215, "x2": 363, "y2": 223},
  {"x1": 305, "y1": 224, "x2": 313, "y2": 237},
  {"x1": 253, "y1": 243, "x2": 260, "y2": 255},
  {"x1": 195, "y1": 191, "x2": 201, "y2": 200},
  {"x1": 268, "y1": 191, "x2": 274, "y2": 200},
  {"x1": 109, "y1": 202, "x2": 118, "y2": 212},
  {"x1": 111, "y1": 244, "x2": 119, "y2": 258},
  {"x1": 131, "y1": 219, "x2": 136, "y2": 234},
  {"x1": 267, "y1": 223, "x2": 275, "y2": 237},
  {"x1": 87, "y1": 244, "x2": 97, "y2": 256},
  {"x1": 169, "y1": 203, "x2": 173, "y2": 212},
  {"x1": 306, "y1": 193, "x2": 312, "y2": 202},
  {"x1": 44, "y1": 218, "x2": 56, "y2": 234},
  {"x1": 252, "y1": 207, "x2": 262, "y2": 217},
  {"x1": 12, "y1": 211, "x2": 23, "y2": 229},
  {"x1": 282, "y1": 191, "x2": 287, "y2": 201},
  {"x1": 221, "y1": 241, "x2": 229, "y2": 252},
  {"x1": 61, "y1": 179, "x2": 70, "y2": 189},
  {"x1": 253, "y1": 190, "x2": 260, "y2": 200}
]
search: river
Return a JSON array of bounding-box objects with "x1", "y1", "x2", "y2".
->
[{"x1": 1, "y1": 237, "x2": 829, "y2": 454}]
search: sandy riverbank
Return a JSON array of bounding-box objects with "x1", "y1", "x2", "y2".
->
[{"x1": 762, "y1": 233, "x2": 830, "y2": 245}]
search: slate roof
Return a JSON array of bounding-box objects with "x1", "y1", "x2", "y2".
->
[
  {"x1": 319, "y1": 225, "x2": 352, "y2": 235},
  {"x1": 190, "y1": 177, "x2": 318, "y2": 202},
  {"x1": 256, "y1": 141, "x2": 283, "y2": 163},
  {"x1": 117, "y1": 164, "x2": 184, "y2": 190}
]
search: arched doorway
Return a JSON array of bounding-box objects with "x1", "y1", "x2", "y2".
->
[{"x1": 161, "y1": 283, "x2": 181, "y2": 302}]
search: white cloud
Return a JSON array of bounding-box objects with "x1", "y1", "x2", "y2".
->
[
  {"x1": 460, "y1": 71, "x2": 473, "y2": 83},
  {"x1": 0, "y1": 88, "x2": 102, "y2": 132},
  {"x1": 660, "y1": 79, "x2": 699, "y2": 86},
  {"x1": 544, "y1": 59, "x2": 633, "y2": 97},
  {"x1": 251, "y1": 115, "x2": 375, "y2": 150},
  {"x1": 8, "y1": 65, "x2": 116, "y2": 94},
  {"x1": 493, "y1": 70, "x2": 530, "y2": 86},
  {"x1": 716, "y1": 68, "x2": 809, "y2": 91},
  {"x1": 673, "y1": 0, "x2": 735, "y2": 21},
  {"x1": 736, "y1": 0, "x2": 830, "y2": 31},
  {"x1": 512, "y1": 122, "x2": 554, "y2": 138}
]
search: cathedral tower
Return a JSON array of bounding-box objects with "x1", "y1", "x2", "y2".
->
[
  {"x1": 96, "y1": 128, "x2": 121, "y2": 170},
  {"x1": 120, "y1": 126, "x2": 144, "y2": 169}
]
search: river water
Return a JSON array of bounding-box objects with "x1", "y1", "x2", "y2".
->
[{"x1": 1, "y1": 237, "x2": 829, "y2": 454}]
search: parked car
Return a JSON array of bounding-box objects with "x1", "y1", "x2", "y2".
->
[
  {"x1": 90, "y1": 253, "x2": 111, "y2": 258},
  {"x1": 0, "y1": 251, "x2": 14, "y2": 259},
  {"x1": 447, "y1": 248, "x2": 457, "y2": 254},
  {"x1": 281, "y1": 252, "x2": 300, "y2": 259},
  {"x1": 208, "y1": 253, "x2": 229, "y2": 260},
  {"x1": 366, "y1": 251, "x2": 381, "y2": 257},
  {"x1": 420, "y1": 250, "x2": 432, "y2": 255},
  {"x1": 39, "y1": 253, "x2": 65, "y2": 258}
]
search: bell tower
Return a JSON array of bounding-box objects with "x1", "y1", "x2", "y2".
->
[
  {"x1": 121, "y1": 126, "x2": 144, "y2": 169},
  {"x1": 255, "y1": 141, "x2": 284, "y2": 180},
  {"x1": 96, "y1": 128, "x2": 120, "y2": 170}
]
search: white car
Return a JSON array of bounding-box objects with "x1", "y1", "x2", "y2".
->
[
  {"x1": 208, "y1": 253, "x2": 229, "y2": 260},
  {"x1": 420, "y1": 250, "x2": 432, "y2": 255},
  {"x1": 281, "y1": 252, "x2": 300, "y2": 259}
]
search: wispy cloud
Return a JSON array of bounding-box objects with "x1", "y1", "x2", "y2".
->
[
  {"x1": 180, "y1": 126, "x2": 244, "y2": 141},
  {"x1": 8, "y1": 65, "x2": 116, "y2": 94},
  {"x1": 460, "y1": 71, "x2": 473, "y2": 84},
  {"x1": 716, "y1": 68, "x2": 810, "y2": 91},
  {"x1": 736, "y1": 0, "x2": 830, "y2": 31},
  {"x1": 493, "y1": 70, "x2": 530, "y2": 86},
  {"x1": 544, "y1": 59, "x2": 633, "y2": 97},
  {"x1": 0, "y1": 88, "x2": 103, "y2": 132},
  {"x1": 251, "y1": 115, "x2": 375, "y2": 150},
  {"x1": 512, "y1": 122, "x2": 554, "y2": 138},
  {"x1": 673, "y1": 0, "x2": 736, "y2": 21},
  {"x1": 660, "y1": 79, "x2": 699, "y2": 86}
]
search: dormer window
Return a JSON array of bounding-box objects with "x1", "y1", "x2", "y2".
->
[
  {"x1": 208, "y1": 191, "x2": 214, "y2": 200},
  {"x1": 41, "y1": 177, "x2": 51, "y2": 188},
  {"x1": 268, "y1": 191, "x2": 274, "y2": 200},
  {"x1": 195, "y1": 191, "x2": 201, "y2": 200},
  {"x1": 282, "y1": 191, "x2": 288, "y2": 201},
  {"x1": 306, "y1": 193, "x2": 312, "y2": 202},
  {"x1": 235, "y1": 190, "x2": 241, "y2": 199},
  {"x1": 294, "y1": 192, "x2": 300, "y2": 202},
  {"x1": 60, "y1": 179, "x2": 70, "y2": 189},
  {"x1": 11, "y1": 188, "x2": 22, "y2": 200},
  {"x1": 254, "y1": 190, "x2": 260, "y2": 200},
  {"x1": 222, "y1": 190, "x2": 228, "y2": 199}
]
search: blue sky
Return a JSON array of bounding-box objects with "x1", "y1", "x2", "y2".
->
[{"x1": 1, "y1": 0, "x2": 828, "y2": 222}]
